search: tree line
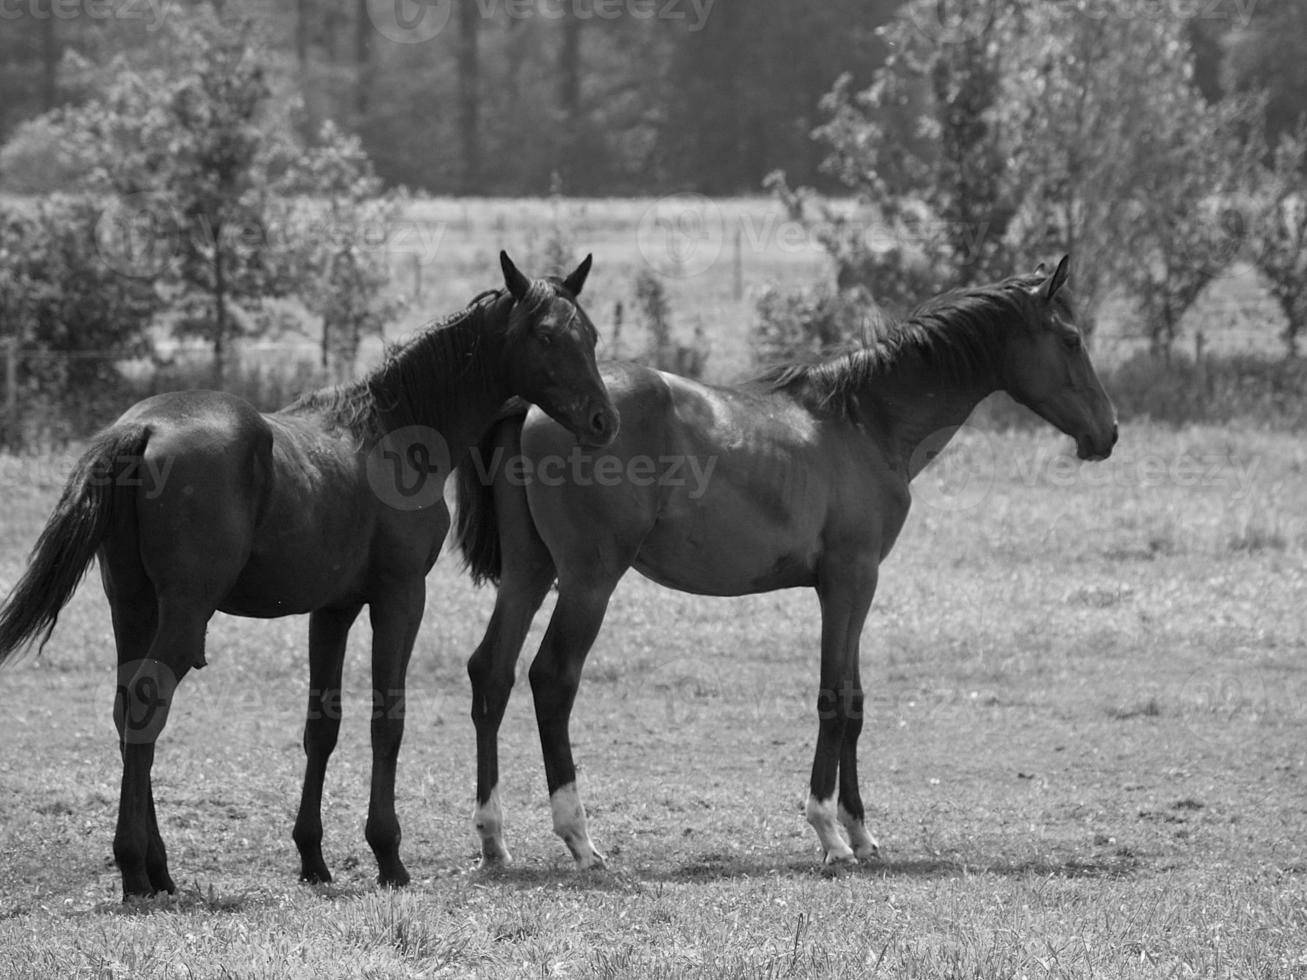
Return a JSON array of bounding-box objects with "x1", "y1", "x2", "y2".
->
[{"x1": 0, "y1": 0, "x2": 894, "y2": 195}]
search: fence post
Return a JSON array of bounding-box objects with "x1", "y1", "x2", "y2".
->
[
  {"x1": 4, "y1": 339, "x2": 16, "y2": 447},
  {"x1": 732, "y1": 226, "x2": 743, "y2": 301}
]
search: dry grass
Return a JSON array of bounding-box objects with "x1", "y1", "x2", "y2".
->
[{"x1": 0, "y1": 422, "x2": 1304, "y2": 977}]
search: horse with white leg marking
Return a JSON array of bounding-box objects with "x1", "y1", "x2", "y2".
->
[
  {"x1": 0, "y1": 252, "x2": 618, "y2": 899},
  {"x1": 454, "y1": 256, "x2": 1117, "y2": 868}
]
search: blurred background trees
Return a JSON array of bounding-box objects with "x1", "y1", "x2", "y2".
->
[{"x1": 0, "y1": 0, "x2": 1304, "y2": 443}]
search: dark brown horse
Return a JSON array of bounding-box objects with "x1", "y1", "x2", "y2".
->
[
  {"x1": 454, "y1": 257, "x2": 1117, "y2": 868},
  {"x1": 0, "y1": 252, "x2": 618, "y2": 898}
]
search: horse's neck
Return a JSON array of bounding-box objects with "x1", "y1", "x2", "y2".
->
[
  {"x1": 858, "y1": 348, "x2": 999, "y2": 481},
  {"x1": 392, "y1": 316, "x2": 512, "y2": 459}
]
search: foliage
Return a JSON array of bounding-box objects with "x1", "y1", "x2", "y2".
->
[
  {"x1": 1243, "y1": 126, "x2": 1307, "y2": 357},
  {"x1": 277, "y1": 121, "x2": 407, "y2": 380},
  {"x1": 0, "y1": 0, "x2": 897, "y2": 197},
  {"x1": 0, "y1": 113, "x2": 97, "y2": 195},
  {"x1": 1113, "y1": 97, "x2": 1259, "y2": 358},
  {"x1": 48, "y1": 9, "x2": 302, "y2": 387},
  {"x1": 1004, "y1": 3, "x2": 1258, "y2": 352},
  {"x1": 768, "y1": 0, "x2": 1268, "y2": 357},
  {"x1": 1104, "y1": 350, "x2": 1307, "y2": 430},
  {"x1": 0, "y1": 195, "x2": 161, "y2": 444},
  {"x1": 754, "y1": 282, "x2": 882, "y2": 362},
  {"x1": 1221, "y1": 0, "x2": 1307, "y2": 148},
  {"x1": 634, "y1": 269, "x2": 705, "y2": 379}
]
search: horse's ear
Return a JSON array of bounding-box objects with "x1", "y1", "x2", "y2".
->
[
  {"x1": 1040, "y1": 254, "x2": 1070, "y2": 303},
  {"x1": 500, "y1": 250, "x2": 530, "y2": 301},
  {"x1": 562, "y1": 253, "x2": 593, "y2": 296},
  {"x1": 1034, "y1": 261, "x2": 1048, "y2": 276}
]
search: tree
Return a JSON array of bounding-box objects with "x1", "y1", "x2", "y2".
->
[
  {"x1": 1002, "y1": 2, "x2": 1252, "y2": 338},
  {"x1": 279, "y1": 121, "x2": 407, "y2": 379},
  {"x1": 793, "y1": 0, "x2": 1020, "y2": 311},
  {"x1": 773, "y1": 0, "x2": 1256, "y2": 343},
  {"x1": 1222, "y1": 0, "x2": 1307, "y2": 149},
  {"x1": 58, "y1": 11, "x2": 300, "y2": 387},
  {"x1": 0, "y1": 196, "x2": 162, "y2": 443},
  {"x1": 1116, "y1": 95, "x2": 1257, "y2": 359},
  {"x1": 457, "y1": 0, "x2": 482, "y2": 193},
  {"x1": 1246, "y1": 127, "x2": 1307, "y2": 357}
]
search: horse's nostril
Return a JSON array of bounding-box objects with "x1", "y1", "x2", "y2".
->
[
  {"x1": 590, "y1": 411, "x2": 608, "y2": 436},
  {"x1": 1111, "y1": 423, "x2": 1120, "y2": 446}
]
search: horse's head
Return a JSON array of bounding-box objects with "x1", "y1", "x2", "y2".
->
[
  {"x1": 1002, "y1": 255, "x2": 1118, "y2": 461},
  {"x1": 498, "y1": 250, "x2": 619, "y2": 448}
]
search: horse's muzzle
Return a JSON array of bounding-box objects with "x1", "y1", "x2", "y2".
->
[
  {"x1": 580, "y1": 405, "x2": 620, "y2": 448},
  {"x1": 1077, "y1": 422, "x2": 1119, "y2": 462}
]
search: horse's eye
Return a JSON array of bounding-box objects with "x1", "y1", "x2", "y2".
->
[
  {"x1": 538, "y1": 331, "x2": 553, "y2": 347},
  {"x1": 1062, "y1": 333, "x2": 1082, "y2": 352}
]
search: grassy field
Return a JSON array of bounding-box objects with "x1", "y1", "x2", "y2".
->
[{"x1": 0, "y1": 422, "x2": 1304, "y2": 978}]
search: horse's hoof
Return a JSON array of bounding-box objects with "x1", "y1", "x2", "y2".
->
[
  {"x1": 378, "y1": 866, "x2": 411, "y2": 888},
  {"x1": 147, "y1": 872, "x2": 177, "y2": 895},
  {"x1": 477, "y1": 850, "x2": 513, "y2": 872},
  {"x1": 574, "y1": 851, "x2": 607, "y2": 871},
  {"x1": 822, "y1": 849, "x2": 858, "y2": 868},
  {"x1": 300, "y1": 866, "x2": 333, "y2": 885},
  {"x1": 852, "y1": 843, "x2": 881, "y2": 863}
]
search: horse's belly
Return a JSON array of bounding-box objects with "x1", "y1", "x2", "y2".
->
[
  {"x1": 633, "y1": 514, "x2": 818, "y2": 596},
  {"x1": 219, "y1": 552, "x2": 365, "y2": 617}
]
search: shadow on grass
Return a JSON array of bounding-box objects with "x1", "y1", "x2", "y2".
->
[
  {"x1": 453, "y1": 849, "x2": 1142, "y2": 893},
  {"x1": 650, "y1": 851, "x2": 1143, "y2": 883}
]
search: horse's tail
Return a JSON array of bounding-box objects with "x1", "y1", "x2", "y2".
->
[
  {"x1": 0, "y1": 423, "x2": 149, "y2": 665},
  {"x1": 454, "y1": 401, "x2": 532, "y2": 587}
]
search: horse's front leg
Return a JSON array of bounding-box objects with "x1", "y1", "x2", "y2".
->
[
  {"x1": 807, "y1": 562, "x2": 877, "y2": 866},
  {"x1": 468, "y1": 559, "x2": 556, "y2": 867},
  {"x1": 293, "y1": 603, "x2": 363, "y2": 883},
  {"x1": 529, "y1": 573, "x2": 619, "y2": 869},
  {"x1": 365, "y1": 579, "x2": 425, "y2": 887}
]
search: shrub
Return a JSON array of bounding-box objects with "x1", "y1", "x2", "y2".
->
[
  {"x1": 635, "y1": 269, "x2": 707, "y2": 379},
  {"x1": 0, "y1": 114, "x2": 96, "y2": 194},
  {"x1": 754, "y1": 282, "x2": 886, "y2": 363}
]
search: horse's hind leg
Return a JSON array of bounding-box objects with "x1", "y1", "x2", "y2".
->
[
  {"x1": 105, "y1": 578, "x2": 175, "y2": 895},
  {"x1": 468, "y1": 486, "x2": 557, "y2": 867},
  {"x1": 293, "y1": 603, "x2": 362, "y2": 883},
  {"x1": 528, "y1": 567, "x2": 625, "y2": 868},
  {"x1": 113, "y1": 594, "x2": 208, "y2": 898}
]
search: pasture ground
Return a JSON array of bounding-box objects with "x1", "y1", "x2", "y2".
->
[{"x1": 0, "y1": 423, "x2": 1304, "y2": 978}]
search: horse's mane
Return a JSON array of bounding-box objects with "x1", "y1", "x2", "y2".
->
[
  {"x1": 288, "y1": 278, "x2": 560, "y2": 438},
  {"x1": 754, "y1": 274, "x2": 1066, "y2": 416}
]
